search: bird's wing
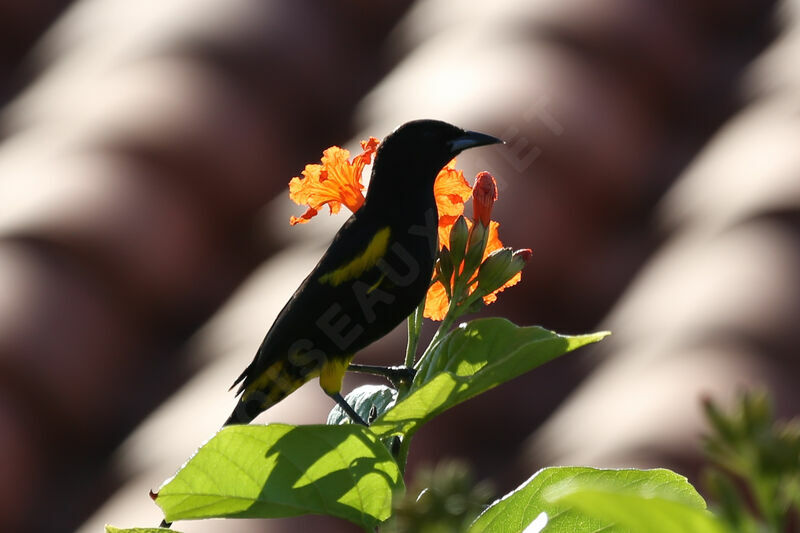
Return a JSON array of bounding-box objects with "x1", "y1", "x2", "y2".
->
[{"x1": 232, "y1": 211, "x2": 392, "y2": 394}]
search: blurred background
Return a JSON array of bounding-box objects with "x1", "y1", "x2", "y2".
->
[{"x1": 1, "y1": 0, "x2": 798, "y2": 531}]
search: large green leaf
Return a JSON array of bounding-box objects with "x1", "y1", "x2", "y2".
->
[
  {"x1": 469, "y1": 466, "x2": 720, "y2": 533},
  {"x1": 154, "y1": 424, "x2": 403, "y2": 530},
  {"x1": 552, "y1": 488, "x2": 729, "y2": 533},
  {"x1": 369, "y1": 319, "x2": 608, "y2": 437}
]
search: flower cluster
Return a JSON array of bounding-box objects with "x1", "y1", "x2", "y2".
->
[
  {"x1": 288, "y1": 139, "x2": 530, "y2": 321},
  {"x1": 426, "y1": 172, "x2": 530, "y2": 320}
]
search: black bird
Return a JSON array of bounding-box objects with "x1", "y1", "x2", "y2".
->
[{"x1": 225, "y1": 119, "x2": 501, "y2": 426}]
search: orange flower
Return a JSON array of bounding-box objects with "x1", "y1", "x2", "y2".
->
[
  {"x1": 424, "y1": 173, "x2": 522, "y2": 320},
  {"x1": 289, "y1": 137, "x2": 379, "y2": 225}
]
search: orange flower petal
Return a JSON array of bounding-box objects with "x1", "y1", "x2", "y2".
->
[
  {"x1": 354, "y1": 137, "x2": 380, "y2": 167},
  {"x1": 434, "y1": 159, "x2": 471, "y2": 219},
  {"x1": 483, "y1": 220, "x2": 503, "y2": 258},
  {"x1": 288, "y1": 138, "x2": 380, "y2": 225},
  {"x1": 289, "y1": 206, "x2": 319, "y2": 226},
  {"x1": 423, "y1": 280, "x2": 450, "y2": 321}
]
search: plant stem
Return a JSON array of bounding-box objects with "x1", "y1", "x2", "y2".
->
[
  {"x1": 404, "y1": 300, "x2": 424, "y2": 368},
  {"x1": 414, "y1": 305, "x2": 458, "y2": 370}
]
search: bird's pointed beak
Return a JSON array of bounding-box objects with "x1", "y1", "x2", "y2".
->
[{"x1": 447, "y1": 130, "x2": 504, "y2": 153}]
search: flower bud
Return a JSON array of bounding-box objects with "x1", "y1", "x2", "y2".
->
[
  {"x1": 436, "y1": 247, "x2": 455, "y2": 298},
  {"x1": 472, "y1": 171, "x2": 498, "y2": 226},
  {"x1": 462, "y1": 221, "x2": 488, "y2": 280},
  {"x1": 477, "y1": 247, "x2": 532, "y2": 294},
  {"x1": 448, "y1": 215, "x2": 469, "y2": 270},
  {"x1": 476, "y1": 248, "x2": 513, "y2": 293}
]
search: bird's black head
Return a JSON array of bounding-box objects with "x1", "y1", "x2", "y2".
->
[{"x1": 365, "y1": 119, "x2": 502, "y2": 206}]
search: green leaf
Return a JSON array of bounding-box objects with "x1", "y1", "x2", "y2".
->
[
  {"x1": 327, "y1": 384, "x2": 397, "y2": 426},
  {"x1": 370, "y1": 319, "x2": 608, "y2": 437},
  {"x1": 469, "y1": 466, "x2": 723, "y2": 533},
  {"x1": 154, "y1": 424, "x2": 403, "y2": 529},
  {"x1": 106, "y1": 524, "x2": 175, "y2": 533},
  {"x1": 414, "y1": 318, "x2": 606, "y2": 385},
  {"x1": 552, "y1": 489, "x2": 729, "y2": 533}
]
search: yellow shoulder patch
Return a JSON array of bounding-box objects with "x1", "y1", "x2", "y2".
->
[{"x1": 319, "y1": 227, "x2": 391, "y2": 286}]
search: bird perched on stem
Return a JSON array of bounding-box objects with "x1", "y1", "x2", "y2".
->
[{"x1": 225, "y1": 119, "x2": 502, "y2": 426}]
